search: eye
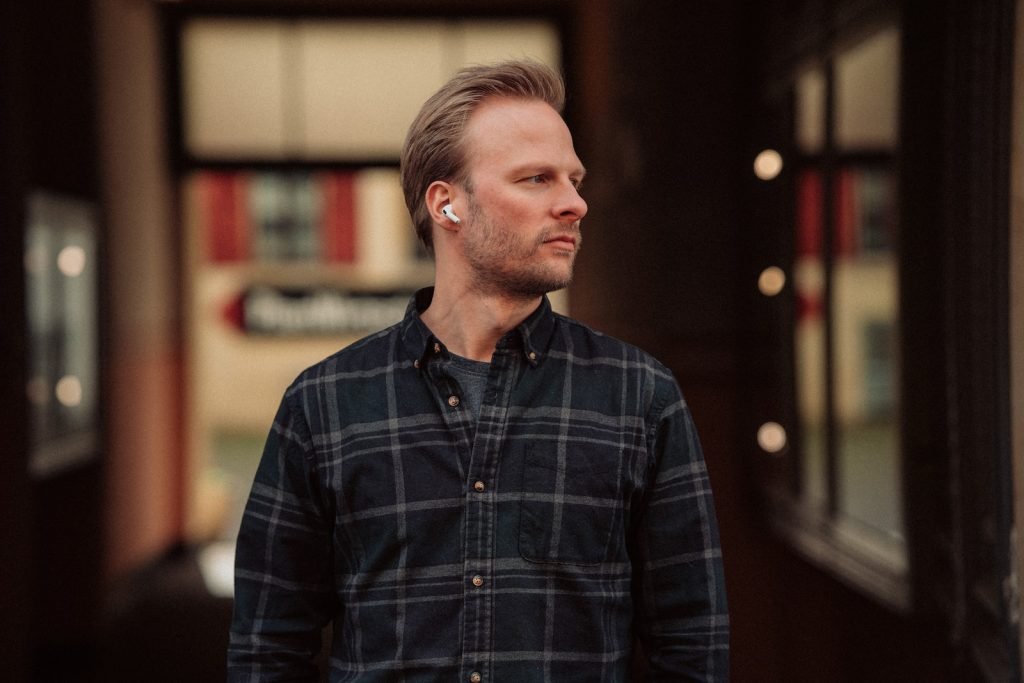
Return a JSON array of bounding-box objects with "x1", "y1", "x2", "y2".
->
[{"x1": 524, "y1": 174, "x2": 547, "y2": 184}]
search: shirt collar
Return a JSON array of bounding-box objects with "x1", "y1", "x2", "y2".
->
[{"x1": 401, "y1": 287, "x2": 556, "y2": 369}]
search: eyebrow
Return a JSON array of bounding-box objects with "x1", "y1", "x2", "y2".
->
[{"x1": 510, "y1": 163, "x2": 588, "y2": 181}]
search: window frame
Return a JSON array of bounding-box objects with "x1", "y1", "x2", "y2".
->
[{"x1": 749, "y1": 16, "x2": 911, "y2": 612}]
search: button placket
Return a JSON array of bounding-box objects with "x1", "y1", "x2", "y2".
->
[{"x1": 459, "y1": 346, "x2": 521, "y2": 683}]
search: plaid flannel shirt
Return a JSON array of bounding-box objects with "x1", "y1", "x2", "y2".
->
[{"x1": 229, "y1": 288, "x2": 729, "y2": 682}]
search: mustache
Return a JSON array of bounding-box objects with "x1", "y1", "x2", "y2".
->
[{"x1": 537, "y1": 224, "x2": 583, "y2": 247}]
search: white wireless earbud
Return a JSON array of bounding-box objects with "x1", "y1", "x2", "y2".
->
[{"x1": 441, "y1": 204, "x2": 461, "y2": 224}]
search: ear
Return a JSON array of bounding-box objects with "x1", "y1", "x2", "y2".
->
[{"x1": 426, "y1": 181, "x2": 461, "y2": 233}]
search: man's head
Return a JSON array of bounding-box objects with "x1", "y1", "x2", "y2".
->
[
  {"x1": 452, "y1": 96, "x2": 587, "y2": 298},
  {"x1": 400, "y1": 60, "x2": 567, "y2": 256}
]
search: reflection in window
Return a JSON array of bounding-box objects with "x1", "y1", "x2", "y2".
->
[
  {"x1": 795, "y1": 169, "x2": 828, "y2": 511},
  {"x1": 24, "y1": 192, "x2": 100, "y2": 478},
  {"x1": 795, "y1": 67, "x2": 826, "y2": 154},
  {"x1": 833, "y1": 166, "x2": 901, "y2": 540},
  {"x1": 834, "y1": 27, "x2": 901, "y2": 151},
  {"x1": 780, "y1": 25, "x2": 906, "y2": 606},
  {"x1": 758, "y1": 266, "x2": 786, "y2": 297},
  {"x1": 754, "y1": 149, "x2": 784, "y2": 180}
]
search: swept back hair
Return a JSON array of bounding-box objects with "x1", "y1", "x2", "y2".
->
[{"x1": 400, "y1": 60, "x2": 566, "y2": 255}]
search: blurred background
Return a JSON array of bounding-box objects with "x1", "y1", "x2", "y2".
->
[{"x1": 1, "y1": 0, "x2": 1022, "y2": 680}]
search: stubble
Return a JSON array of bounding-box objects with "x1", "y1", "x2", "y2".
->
[{"x1": 462, "y1": 196, "x2": 581, "y2": 299}]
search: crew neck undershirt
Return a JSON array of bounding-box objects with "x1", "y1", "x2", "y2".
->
[{"x1": 445, "y1": 353, "x2": 490, "y2": 424}]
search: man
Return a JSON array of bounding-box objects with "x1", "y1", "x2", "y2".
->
[{"x1": 229, "y1": 60, "x2": 729, "y2": 682}]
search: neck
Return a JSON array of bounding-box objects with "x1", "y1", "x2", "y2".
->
[{"x1": 420, "y1": 281, "x2": 541, "y2": 362}]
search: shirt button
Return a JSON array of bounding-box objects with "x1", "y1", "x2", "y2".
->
[
  {"x1": 470, "y1": 673, "x2": 482, "y2": 683},
  {"x1": 448, "y1": 395, "x2": 461, "y2": 407},
  {"x1": 413, "y1": 359, "x2": 421, "y2": 369},
  {"x1": 473, "y1": 481, "x2": 485, "y2": 492},
  {"x1": 528, "y1": 351, "x2": 537, "y2": 361},
  {"x1": 433, "y1": 342, "x2": 442, "y2": 353},
  {"x1": 471, "y1": 575, "x2": 484, "y2": 587}
]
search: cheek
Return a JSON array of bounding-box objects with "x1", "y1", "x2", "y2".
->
[
  {"x1": 502, "y1": 203, "x2": 545, "y2": 233},
  {"x1": 480, "y1": 190, "x2": 532, "y2": 218}
]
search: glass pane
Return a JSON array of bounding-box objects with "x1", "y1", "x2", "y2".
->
[
  {"x1": 794, "y1": 169, "x2": 828, "y2": 509},
  {"x1": 832, "y1": 167, "x2": 903, "y2": 541},
  {"x1": 24, "y1": 192, "x2": 100, "y2": 478},
  {"x1": 834, "y1": 28, "x2": 901, "y2": 150},
  {"x1": 795, "y1": 67, "x2": 826, "y2": 154}
]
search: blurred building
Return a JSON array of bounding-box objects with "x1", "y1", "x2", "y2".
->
[{"x1": 1, "y1": 0, "x2": 1021, "y2": 681}]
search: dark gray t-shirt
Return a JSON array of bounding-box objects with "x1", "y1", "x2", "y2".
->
[{"x1": 446, "y1": 353, "x2": 490, "y2": 425}]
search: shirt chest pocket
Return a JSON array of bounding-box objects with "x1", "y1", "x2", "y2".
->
[{"x1": 518, "y1": 443, "x2": 627, "y2": 566}]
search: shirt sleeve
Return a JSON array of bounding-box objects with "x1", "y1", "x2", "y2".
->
[
  {"x1": 632, "y1": 375, "x2": 730, "y2": 681},
  {"x1": 227, "y1": 387, "x2": 337, "y2": 681}
]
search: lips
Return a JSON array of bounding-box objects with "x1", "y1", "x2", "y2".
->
[{"x1": 544, "y1": 234, "x2": 578, "y2": 249}]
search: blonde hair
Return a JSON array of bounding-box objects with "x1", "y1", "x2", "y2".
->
[{"x1": 400, "y1": 60, "x2": 566, "y2": 255}]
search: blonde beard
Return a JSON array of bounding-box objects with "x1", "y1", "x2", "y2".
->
[{"x1": 462, "y1": 197, "x2": 580, "y2": 299}]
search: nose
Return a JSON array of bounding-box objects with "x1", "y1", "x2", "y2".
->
[{"x1": 554, "y1": 181, "x2": 588, "y2": 223}]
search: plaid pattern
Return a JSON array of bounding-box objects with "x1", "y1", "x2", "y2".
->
[{"x1": 229, "y1": 289, "x2": 729, "y2": 682}]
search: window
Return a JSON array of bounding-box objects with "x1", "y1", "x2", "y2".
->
[
  {"x1": 754, "y1": 24, "x2": 908, "y2": 609},
  {"x1": 748, "y1": 0, "x2": 1019, "y2": 674}
]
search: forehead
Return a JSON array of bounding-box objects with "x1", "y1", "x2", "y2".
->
[{"x1": 462, "y1": 96, "x2": 582, "y2": 175}]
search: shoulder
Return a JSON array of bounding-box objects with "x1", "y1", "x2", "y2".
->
[
  {"x1": 285, "y1": 320, "x2": 407, "y2": 399},
  {"x1": 551, "y1": 313, "x2": 682, "y2": 411},
  {"x1": 552, "y1": 313, "x2": 674, "y2": 378}
]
